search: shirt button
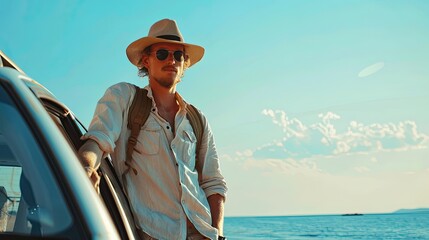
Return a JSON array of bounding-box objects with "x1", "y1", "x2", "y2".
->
[
  {"x1": 182, "y1": 200, "x2": 185, "y2": 204},
  {"x1": 166, "y1": 126, "x2": 170, "y2": 129},
  {"x1": 175, "y1": 163, "x2": 178, "y2": 166},
  {"x1": 152, "y1": 108, "x2": 155, "y2": 111}
]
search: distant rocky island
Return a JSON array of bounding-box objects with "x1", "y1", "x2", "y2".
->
[
  {"x1": 342, "y1": 213, "x2": 363, "y2": 216},
  {"x1": 393, "y1": 208, "x2": 429, "y2": 214}
]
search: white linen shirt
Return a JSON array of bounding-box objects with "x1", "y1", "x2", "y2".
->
[{"x1": 82, "y1": 82, "x2": 227, "y2": 240}]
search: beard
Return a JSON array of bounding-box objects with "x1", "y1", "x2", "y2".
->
[{"x1": 153, "y1": 76, "x2": 181, "y2": 89}]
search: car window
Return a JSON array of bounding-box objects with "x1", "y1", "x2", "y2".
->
[{"x1": 0, "y1": 86, "x2": 73, "y2": 237}]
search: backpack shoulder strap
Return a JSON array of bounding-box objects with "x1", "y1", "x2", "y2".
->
[
  {"x1": 186, "y1": 104, "x2": 204, "y2": 174},
  {"x1": 125, "y1": 85, "x2": 151, "y2": 175}
]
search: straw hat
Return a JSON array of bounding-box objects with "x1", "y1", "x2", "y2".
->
[{"x1": 126, "y1": 19, "x2": 205, "y2": 68}]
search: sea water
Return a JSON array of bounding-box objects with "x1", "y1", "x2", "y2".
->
[{"x1": 224, "y1": 212, "x2": 429, "y2": 239}]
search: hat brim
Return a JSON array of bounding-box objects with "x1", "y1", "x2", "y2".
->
[{"x1": 126, "y1": 37, "x2": 205, "y2": 68}]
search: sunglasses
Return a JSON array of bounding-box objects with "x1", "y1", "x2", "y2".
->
[{"x1": 153, "y1": 49, "x2": 185, "y2": 62}]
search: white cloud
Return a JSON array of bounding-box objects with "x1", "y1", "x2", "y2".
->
[
  {"x1": 358, "y1": 62, "x2": 385, "y2": 78},
  {"x1": 236, "y1": 149, "x2": 253, "y2": 158},
  {"x1": 224, "y1": 110, "x2": 429, "y2": 217},
  {"x1": 256, "y1": 110, "x2": 429, "y2": 160}
]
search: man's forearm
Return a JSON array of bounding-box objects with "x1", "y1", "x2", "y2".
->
[{"x1": 208, "y1": 193, "x2": 225, "y2": 235}]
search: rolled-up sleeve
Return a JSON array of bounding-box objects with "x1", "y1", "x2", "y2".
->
[
  {"x1": 82, "y1": 83, "x2": 133, "y2": 153},
  {"x1": 198, "y1": 114, "x2": 228, "y2": 198}
]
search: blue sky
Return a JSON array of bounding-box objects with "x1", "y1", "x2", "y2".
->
[{"x1": 2, "y1": 1, "x2": 429, "y2": 216}]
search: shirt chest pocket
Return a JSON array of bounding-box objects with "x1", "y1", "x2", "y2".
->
[
  {"x1": 178, "y1": 129, "x2": 197, "y2": 169},
  {"x1": 136, "y1": 122, "x2": 161, "y2": 155}
]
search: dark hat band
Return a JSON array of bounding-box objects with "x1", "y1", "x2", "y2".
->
[{"x1": 157, "y1": 35, "x2": 181, "y2": 41}]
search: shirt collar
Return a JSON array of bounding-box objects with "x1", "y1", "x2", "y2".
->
[{"x1": 143, "y1": 85, "x2": 188, "y2": 112}]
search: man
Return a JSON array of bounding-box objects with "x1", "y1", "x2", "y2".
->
[{"x1": 78, "y1": 19, "x2": 227, "y2": 240}]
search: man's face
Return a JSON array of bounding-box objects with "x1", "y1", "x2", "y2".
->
[{"x1": 143, "y1": 42, "x2": 186, "y2": 89}]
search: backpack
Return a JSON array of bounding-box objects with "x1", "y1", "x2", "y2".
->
[{"x1": 124, "y1": 85, "x2": 204, "y2": 176}]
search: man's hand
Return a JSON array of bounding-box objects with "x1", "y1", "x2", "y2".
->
[{"x1": 85, "y1": 166, "x2": 101, "y2": 194}]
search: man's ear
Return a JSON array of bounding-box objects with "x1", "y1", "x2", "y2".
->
[{"x1": 141, "y1": 55, "x2": 150, "y2": 68}]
